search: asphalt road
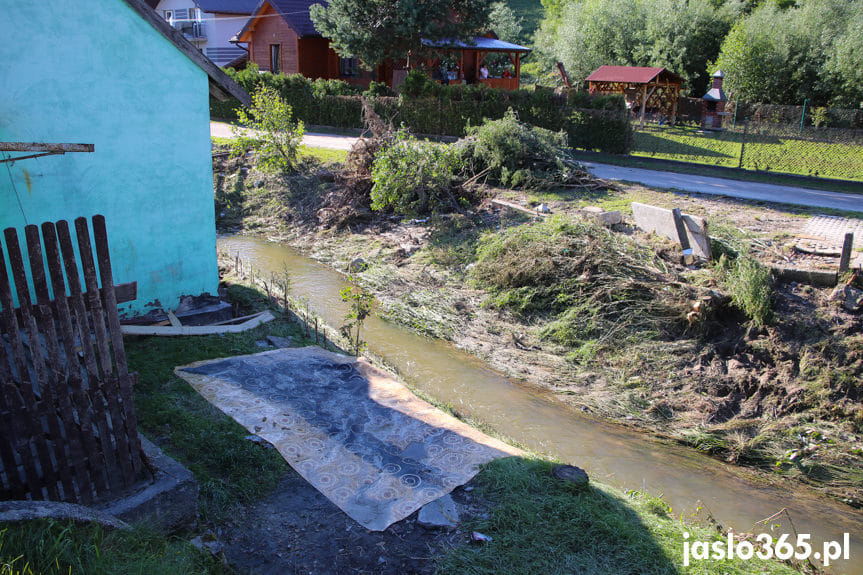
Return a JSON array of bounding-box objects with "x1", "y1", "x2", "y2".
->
[
  {"x1": 582, "y1": 161, "x2": 863, "y2": 212},
  {"x1": 210, "y1": 121, "x2": 863, "y2": 213}
]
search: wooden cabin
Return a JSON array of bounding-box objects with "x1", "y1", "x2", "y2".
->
[{"x1": 586, "y1": 66, "x2": 682, "y2": 126}]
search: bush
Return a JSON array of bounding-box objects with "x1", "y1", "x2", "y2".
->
[
  {"x1": 456, "y1": 110, "x2": 588, "y2": 189},
  {"x1": 231, "y1": 86, "x2": 304, "y2": 172},
  {"x1": 717, "y1": 254, "x2": 774, "y2": 327},
  {"x1": 370, "y1": 131, "x2": 463, "y2": 216},
  {"x1": 211, "y1": 66, "x2": 630, "y2": 152}
]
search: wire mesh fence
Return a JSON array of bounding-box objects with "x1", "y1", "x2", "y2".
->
[{"x1": 629, "y1": 100, "x2": 863, "y2": 181}]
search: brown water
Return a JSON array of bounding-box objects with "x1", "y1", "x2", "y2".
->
[{"x1": 220, "y1": 235, "x2": 862, "y2": 573}]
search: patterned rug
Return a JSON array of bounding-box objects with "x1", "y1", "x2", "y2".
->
[{"x1": 175, "y1": 346, "x2": 520, "y2": 531}]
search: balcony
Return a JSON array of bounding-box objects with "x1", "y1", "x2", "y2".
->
[{"x1": 173, "y1": 20, "x2": 206, "y2": 42}]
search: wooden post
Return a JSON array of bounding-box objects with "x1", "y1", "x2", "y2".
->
[
  {"x1": 315, "y1": 318, "x2": 319, "y2": 344},
  {"x1": 671, "y1": 208, "x2": 691, "y2": 252},
  {"x1": 839, "y1": 233, "x2": 854, "y2": 272}
]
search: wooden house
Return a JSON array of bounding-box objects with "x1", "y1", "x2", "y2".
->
[
  {"x1": 237, "y1": 0, "x2": 379, "y2": 86},
  {"x1": 237, "y1": 0, "x2": 531, "y2": 89},
  {"x1": 586, "y1": 66, "x2": 682, "y2": 127},
  {"x1": 0, "y1": 0, "x2": 249, "y2": 318}
]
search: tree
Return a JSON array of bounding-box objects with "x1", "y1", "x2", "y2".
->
[
  {"x1": 231, "y1": 86, "x2": 304, "y2": 172},
  {"x1": 488, "y1": 2, "x2": 523, "y2": 44},
  {"x1": 310, "y1": 0, "x2": 491, "y2": 71},
  {"x1": 537, "y1": 0, "x2": 738, "y2": 95},
  {"x1": 712, "y1": 0, "x2": 860, "y2": 105}
]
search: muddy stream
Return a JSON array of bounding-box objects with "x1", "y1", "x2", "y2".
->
[{"x1": 219, "y1": 235, "x2": 861, "y2": 573}]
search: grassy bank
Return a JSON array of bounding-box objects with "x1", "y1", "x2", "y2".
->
[{"x1": 629, "y1": 125, "x2": 863, "y2": 183}]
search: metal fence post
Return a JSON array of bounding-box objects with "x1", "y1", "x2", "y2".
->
[
  {"x1": 799, "y1": 99, "x2": 808, "y2": 134},
  {"x1": 738, "y1": 119, "x2": 748, "y2": 168}
]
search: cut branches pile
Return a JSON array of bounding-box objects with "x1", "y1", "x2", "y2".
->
[{"x1": 472, "y1": 216, "x2": 721, "y2": 358}]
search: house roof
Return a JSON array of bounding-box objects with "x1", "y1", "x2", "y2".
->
[
  {"x1": 240, "y1": 0, "x2": 324, "y2": 40},
  {"x1": 124, "y1": 0, "x2": 250, "y2": 105},
  {"x1": 195, "y1": 0, "x2": 259, "y2": 14},
  {"x1": 586, "y1": 66, "x2": 682, "y2": 85},
  {"x1": 421, "y1": 36, "x2": 531, "y2": 53}
]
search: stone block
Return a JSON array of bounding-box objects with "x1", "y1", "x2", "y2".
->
[
  {"x1": 582, "y1": 206, "x2": 623, "y2": 227},
  {"x1": 417, "y1": 494, "x2": 459, "y2": 530},
  {"x1": 631, "y1": 202, "x2": 711, "y2": 259}
]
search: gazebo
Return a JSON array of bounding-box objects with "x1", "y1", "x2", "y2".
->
[
  {"x1": 421, "y1": 35, "x2": 531, "y2": 90},
  {"x1": 586, "y1": 66, "x2": 682, "y2": 127}
]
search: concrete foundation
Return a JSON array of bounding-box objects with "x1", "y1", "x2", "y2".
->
[
  {"x1": 632, "y1": 202, "x2": 711, "y2": 259},
  {"x1": 96, "y1": 436, "x2": 198, "y2": 532}
]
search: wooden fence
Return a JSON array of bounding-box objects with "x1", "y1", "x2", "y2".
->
[{"x1": 0, "y1": 215, "x2": 144, "y2": 503}]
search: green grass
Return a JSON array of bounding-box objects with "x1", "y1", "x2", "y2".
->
[
  {"x1": 438, "y1": 457, "x2": 800, "y2": 574},
  {"x1": 629, "y1": 125, "x2": 863, "y2": 182},
  {"x1": 0, "y1": 520, "x2": 223, "y2": 575},
  {"x1": 300, "y1": 146, "x2": 347, "y2": 164}
]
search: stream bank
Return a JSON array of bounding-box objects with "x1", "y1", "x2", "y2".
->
[{"x1": 214, "y1": 150, "x2": 862, "y2": 571}]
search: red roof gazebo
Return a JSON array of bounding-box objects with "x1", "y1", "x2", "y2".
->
[{"x1": 586, "y1": 66, "x2": 682, "y2": 127}]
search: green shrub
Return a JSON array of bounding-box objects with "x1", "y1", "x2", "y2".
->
[
  {"x1": 211, "y1": 67, "x2": 629, "y2": 152},
  {"x1": 456, "y1": 110, "x2": 585, "y2": 189},
  {"x1": 363, "y1": 81, "x2": 396, "y2": 98},
  {"x1": 370, "y1": 131, "x2": 462, "y2": 216},
  {"x1": 231, "y1": 86, "x2": 304, "y2": 172},
  {"x1": 717, "y1": 254, "x2": 774, "y2": 326}
]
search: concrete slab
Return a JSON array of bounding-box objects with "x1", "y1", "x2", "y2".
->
[
  {"x1": 631, "y1": 202, "x2": 711, "y2": 258},
  {"x1": 96, "y1": 436, "x2": 198, "y2": 532},
  {"x1": 0, "y1": 500, "x2": 128, "y2": 530}
]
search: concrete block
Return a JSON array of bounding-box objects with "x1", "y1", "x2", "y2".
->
[
  {"x1": 582, "y1": 206, "x2": 623, "y2": 227},
  {"x1": 772, "y1": 266, "x2": 838, "y2": 288},
  {"x1": 97, "y1": 436, "x2": 198, "y2": 533},
  {"x1": 632, "y1": 202, "x2": 711, "y2": 259}
]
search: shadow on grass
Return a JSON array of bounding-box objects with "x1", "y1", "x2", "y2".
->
[
  {"x1": 633, "y1": 131, "x2": 738, "y2": 160},
  {"x1": 438, "y1": 457, "x2": 681, "y2": 574}
]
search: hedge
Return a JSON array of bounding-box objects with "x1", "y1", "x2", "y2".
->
[{"x1": 211, "y1": 66, "x2": 630, "y2": 153}]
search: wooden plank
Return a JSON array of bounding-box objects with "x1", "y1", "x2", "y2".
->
[
  {"x1": 0, "y1": 233, "x2": 43, "y2": 499},
  {"x1": 0, "y1": 143, "x2": 94, "y2": 153},
  {"x1": 3, "y1": 228, "x2": 61, "y2": 500},
  {"x1": 57, "y1": 220, "x2": 117, "y2": 495},
  {"x1": 42, "y1": 221, "x2": 102, "y2": 502},
  {"x1": 74, "y1": 217, "x2": 133, "y2": 491},
  {"x1": 167, "y1": 311, "x2": 182, "y2": 327},
  {"x1": 92, "y1": 215, "x2": 141, "y2": 480},
  {"x1": 24, "y1": 225, "x2": 78, "y2": 501},
  {"x1": 121, "y1": 310, "x2": 275, "y2": 336}
]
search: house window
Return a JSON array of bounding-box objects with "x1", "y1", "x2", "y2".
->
[
  {"x1": 163, "y1": 9, "x2": 173, "y2": 24},
  {"x1": 339, "y1": 57, "x2": 359, "y2": 78},
  {"x1": 270, "y1": 44, "x2": 281, "y2": 75}
]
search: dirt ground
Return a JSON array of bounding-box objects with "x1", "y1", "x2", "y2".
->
[{"x1": 221, "y1": 469, "x2": 484, "y2": 574}]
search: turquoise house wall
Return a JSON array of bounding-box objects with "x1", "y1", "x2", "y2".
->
[{"x1": 0, "y1": 0, "x2": 219, "y2": 317}]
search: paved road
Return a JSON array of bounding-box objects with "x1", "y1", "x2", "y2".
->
[
  {"x1": 211, "y1": 121, "x2": 358, "y2": 151},
  {"x1": 582, "y1": 161, "x2": 863, "y2": 213},
  {"x1": 211, "y1": 121, "x2": 863, "y2": 213}
]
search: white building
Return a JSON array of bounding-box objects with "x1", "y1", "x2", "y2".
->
[{"x1": 153, "y1": 0, "x2": 257, "y2": 66}]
